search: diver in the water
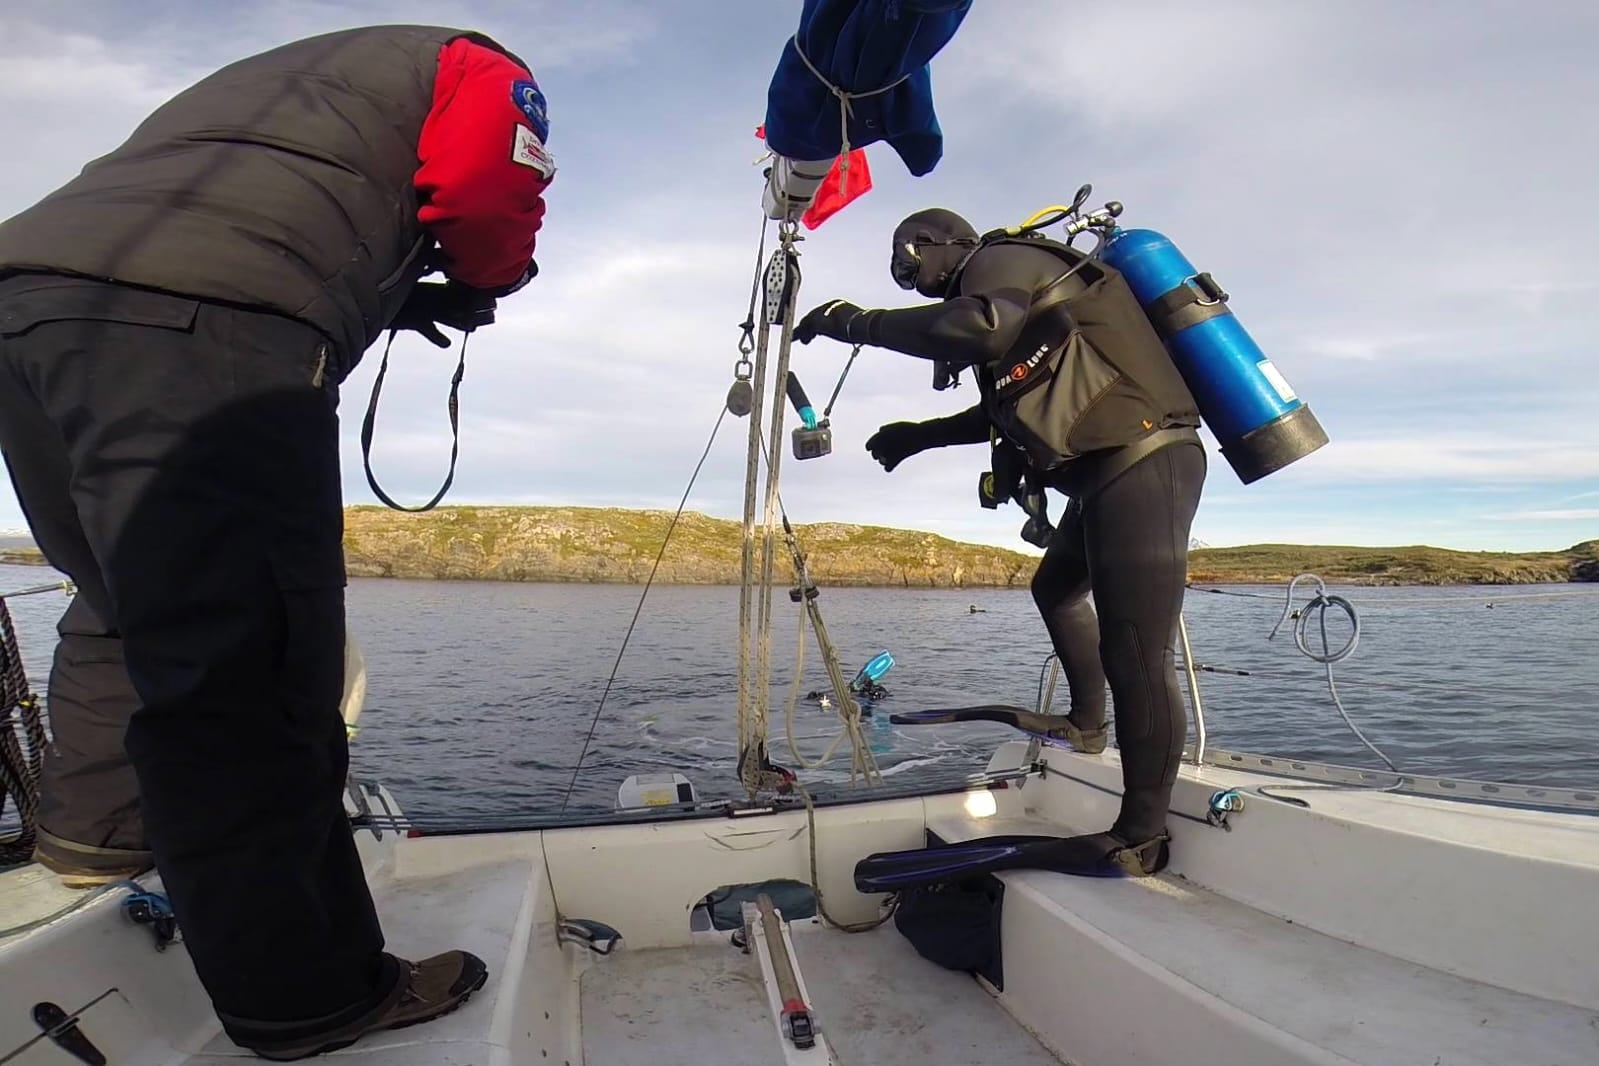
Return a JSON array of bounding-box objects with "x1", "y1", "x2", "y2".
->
[{"x1": 796, "y1": 207, "x2": 1206, "y2": 877}]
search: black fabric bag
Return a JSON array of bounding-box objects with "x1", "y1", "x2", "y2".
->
[{"x1": 890, "y1": 829, "x2": 1007, "y2": 989}]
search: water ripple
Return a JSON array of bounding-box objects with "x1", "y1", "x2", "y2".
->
[{"x1": 3, "y1": 565, "x2": 1594, "y2": 825}]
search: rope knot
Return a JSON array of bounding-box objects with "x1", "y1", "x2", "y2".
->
[{"x1": 788, "y1": 35, "x2": 911, "y2": 197}]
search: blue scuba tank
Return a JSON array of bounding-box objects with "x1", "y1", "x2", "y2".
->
[{"x1": 1099, "y1": 228, "x2": 1328, "y2": 484}]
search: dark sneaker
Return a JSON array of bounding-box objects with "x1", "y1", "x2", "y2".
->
[
  {"x1": 246, "y1": 950, "x2": 489, "y2": 1061},
  {"x1": 32, "y1": 846, "x2": 153, "y2": 890}
]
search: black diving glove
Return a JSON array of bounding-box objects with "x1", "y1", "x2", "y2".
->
[
  {"x1": 390, "y1": 281, "x2": 498, "y2": 348},
  {"x1": 794, "y1": 298, "x2": 874, "y2": 344},
  {"x1": 865, "y1": 421, "x2": 940, "y2": 472}
]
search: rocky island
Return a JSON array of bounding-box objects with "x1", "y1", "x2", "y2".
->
[{"x1": 0, "y1": 506, "x2": 1593, "y2": 588}]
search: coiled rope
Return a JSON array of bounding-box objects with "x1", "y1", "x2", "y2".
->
[
  {"x1": 751, "y1": 431, "x2": 880, "y2": 787},
  {"x1": 781, "y1": 588, "x2": 880, "y2": 784},
  {"x1": 1268, "y1": 573, "x2": 1397, "y2": 773}
]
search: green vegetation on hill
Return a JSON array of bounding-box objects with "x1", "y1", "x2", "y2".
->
[
  {"x1": 1187, "y1": 540, "x2": 1599, "y2": 587},
  {"x1": 0, "y1": 509, "x2": 1593, "y2": 588},
  {"x1": 339, "y1": 506, "x2": 1037, "y2": 587}
]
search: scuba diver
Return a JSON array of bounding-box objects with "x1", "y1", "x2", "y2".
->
[
  {"x1": 795, "y1": 207, "x2": 1206, "y2": 877},
  {"x1": 807, "y1": 649, "x2": 895, "y2": 710},
  {"x1": 0, "y1": 25, "x2": 552, "y2": 1060}
]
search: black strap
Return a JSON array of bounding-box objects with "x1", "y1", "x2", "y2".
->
[
  {"x1": 1074, "y1": 426, "x2": 1201, "y2": 501},
  {"x1": 360, "y1": 329, "x2": 469, "y2": 513},
  {"x1": 1146, "y1": 273, "x2": 1230, "y2": 339}
]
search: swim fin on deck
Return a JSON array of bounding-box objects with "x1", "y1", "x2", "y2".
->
[
  {"x1": 854, "y1": 831, "x2": 1169, "y2": 892},
  {"x1": 888, "y1": 705, "x2": 1108, "y2": 753}
]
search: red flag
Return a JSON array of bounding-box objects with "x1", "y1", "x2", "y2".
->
[
  {"x1": 754, "y1": 124, "x2": 874, "y2": 229},
  {"x1": 802, "y1": 148, "x2": 872, "y2": 230}
]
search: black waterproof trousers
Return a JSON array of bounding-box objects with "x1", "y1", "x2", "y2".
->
[
  {"x1": 1031, "y1": 440, "x2": 1207, "y2": 841},
  {"x1": 0, "y1": 275, "x2": 396, "y2": 1037}
]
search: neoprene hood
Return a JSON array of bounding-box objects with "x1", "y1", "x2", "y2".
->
[{"x1": 890, "y1": 208, "x2": 979, "y2": 298}]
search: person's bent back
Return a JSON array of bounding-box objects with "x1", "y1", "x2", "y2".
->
[{"x1": 0, "y1": 24, "x2": 552, "y2": 362}]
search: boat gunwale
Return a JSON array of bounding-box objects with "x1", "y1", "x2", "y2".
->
[{"x1": 345, "y1": 740, "x2": 1599, "y2": 841}]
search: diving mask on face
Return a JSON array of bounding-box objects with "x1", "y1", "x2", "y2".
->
[{"x1": 891, "y1": 241, "x2": 921, "y2": 290}]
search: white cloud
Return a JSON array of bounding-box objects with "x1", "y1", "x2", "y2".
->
[
  {"x1": 1262, "y1": 435, "x2": 1599, "y2": 485},
  {"x1": 0, "y1": 1, "x2": 1595, "y2": 556},
  {"x1": 1294, "y1": 331, "x2": 1462, "y2": 364},
  {"x1": 0, "y1": 25, "x2": 187, "y2": 106},
  {"x1": 1483, "y1": 509, "x2": 1599, "y2": 523}
]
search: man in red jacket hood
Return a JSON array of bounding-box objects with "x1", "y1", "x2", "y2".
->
[{"x1": 0, "y1": 25, "x2": 553, "y2": 1060}]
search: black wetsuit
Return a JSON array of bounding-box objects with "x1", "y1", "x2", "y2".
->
[
  {"x1": 805, "y1": 211, "x2": 1206, "y2": 847},
  {"x1": 1030, "y1": 446, "x2": 1205, "y2": 840}
]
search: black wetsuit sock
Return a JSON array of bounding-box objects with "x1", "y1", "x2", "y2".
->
[{"x1": 1031, "y1": 501, "x2": 1108, "y2": 731}]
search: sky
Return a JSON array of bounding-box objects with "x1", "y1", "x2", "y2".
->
[{"x1": 0, "y1": 0, "x2": 1595, "y2": 552}]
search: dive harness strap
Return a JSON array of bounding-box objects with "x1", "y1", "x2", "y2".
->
[
  {"x1": 1145, "y1": 272, "x2": 1230, "y2": 340},
  {"x1": 1067, "y1": 426, "x2": 1202, "y2": 502},
  {"x1": 981, "y1": 425, "x2": 1201, "y2": 541},
  {"x1": 361, "y1": 329, "x2": 468, "y2": 513}
]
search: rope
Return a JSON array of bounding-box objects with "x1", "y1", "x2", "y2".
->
[
  {"x1": 558, "y1": 404, "x2": 730, "y2": 813},
  {"x1": 0, "y1": 597, "x2": 47, "y2": 869},
  {"x1": 1175, "y1": 657, "x2": 1578, "y2": 702},
  {"x1": 737, "y1": 224, "x2": 777, "y2": 779},
  {"x1": 782, "y1": 604, "x2": 849, "y2": 771},
  {"x1": 779, "y1": 595, "x2": 880, "y2": 784},
  {"x1": 0, "y1": 581, "x2": 74, "y2": 600},
  {"x1": 754, "y1": 432, "x2": 880, "y2": 787},
  {"x1": 795, "y1": 780, "x2": 897, "y2": 934},
  {"x1": 788, "y1": 36, "x2": 912, "y2": 195},
  {"x1": 747, "y1": 225, "x2": 806, "y2": 795},
  {"x1": 1269, "y1": 574, "x2": 1397, "y2": 774},
  {"x1": 1188, "y1": 582, "x2": 1599, "y2": 607}
]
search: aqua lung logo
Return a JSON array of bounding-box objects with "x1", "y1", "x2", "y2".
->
[{"x1": 994, "y1": 343, "x2": 1052, "y2": 393}]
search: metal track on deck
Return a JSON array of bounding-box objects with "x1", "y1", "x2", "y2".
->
[{"x1": 1201, "y1": 747, "x2": 1599, "y2": 815}]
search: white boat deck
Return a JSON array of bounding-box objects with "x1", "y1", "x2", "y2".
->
[
  {"x1": 929, "y1": 812, "x2": 1599, "y2": 1066},
  {"x1": 793, "y1": 921, "x2": 1059, "y2": 1065},
  {"x1": 4, "y1": 764, "x2": 1598, "y2": 1066},
  {"x1": 188, "y1": 858, "x2": 535, "y2": 1065},
  {"x1": 580, "y1": 922, "x2": 1060, "y2": 1066},
  {"x1": 582, "y1": 941, "x2": 778, "y2": 1065}
]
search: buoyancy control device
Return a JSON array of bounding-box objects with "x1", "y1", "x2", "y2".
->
[
  {"x1": 978, "y1": 435, "x2": 1055, "y2": 548},
  {"x1": 948, "y1": 184, "x2": 1329, "y2": 488}
]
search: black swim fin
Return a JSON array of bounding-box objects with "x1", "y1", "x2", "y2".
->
[
  {"x1": 889, "y1": 705, "x2": 1070, "y2": 734},
  {"x1": 854, "y1": 831, "x2": 1170, "y2": 892},
  {"x1": 889, "y1": 705, "x2": 1108, "y2": 753}
]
